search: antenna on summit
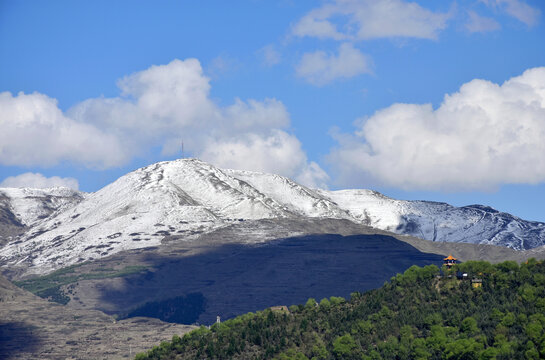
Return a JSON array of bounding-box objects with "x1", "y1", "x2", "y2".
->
[{"x1": 181, "y1": 140, "x2": 184, "y2": 159}]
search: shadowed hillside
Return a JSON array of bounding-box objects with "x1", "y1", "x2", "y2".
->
[
  {"x1": 96, "y1": 233, "x2": 444, "y2": 324},
  {"x1": 137, "y1": 259, "x2": 545, "y2": 359},
  {"x1": 0, "y1": 273, "x2": 195, "y2": 359}
]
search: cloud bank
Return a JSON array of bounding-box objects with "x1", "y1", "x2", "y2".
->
[
  {"x1": 292, "y1": 0, "x2": 451, "y2": 41},
  {"x1": 0, "y1": 173, "x2": 79, "y2": 190},
  {"x1": 328, "y1": 67, "x2": 545, "y2": 191},
  {"x1": 0, "y1": 92, "x2": 126, "y2": 169},
  {"x1": 0, "y1": 59, "x2": 327, "y2": 188}
]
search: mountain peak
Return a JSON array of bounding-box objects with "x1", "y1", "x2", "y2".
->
[{"x1": 1, "y1": 159, "x2": 544, "y2": 276}]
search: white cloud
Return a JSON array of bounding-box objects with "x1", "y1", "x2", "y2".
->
[
  {"x1": 117, "y1": 58, "x2": 216, "y2": 131},
  {"x1": 292, "y1": 5, "x2": 348, "y2": 40},
  {"x1": 0, "y1": 59, "x2": 325, "y2": 187},
  {"x1": 481, "y1": 0, "x2": 540, "y2": 26},
  {"x1": 295, "y1": 161, "x2": 331, "y2": 190},
  {"x1": 292, "y1": 0, "x2": 451, "y2": 41},
  {"x1": 223, "y1": 98, "x2": 290, "y2": 133},
  {"x1": 0, "y1": 173, "x2": 79, "y2": 190},
  {"x1": 70, "y1": 59, "x2": 281, "y2": 150},
  {"x1": 328, "y1": 67, "x2": 545, "y2": 191},
  {"x1": 197, "y1": 130, "x2": 329, "y2": 189},
  {"x1": 67, "y1": 59, "x2": 326, "y2": 187},
  {"x1": 0, "y1": 92, "x2": 127, "y2": 168},
  {"x1": 257, "y1": 45, "x2": 282, "y2": 66},
  {"x1": 465, "y1": 11, "x2": 501, "y2": 32},
  {"x1": 199, "y1": 131, "x2": 305, "y2": 177},
  {"x1": 296, "y1": 43, "x2": 372, "y2": 85}
]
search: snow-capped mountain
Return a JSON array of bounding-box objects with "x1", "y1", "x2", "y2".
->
[
  {"x1": 1, "y1": 158, "x2": 544, "y2": 275},
  {"x1": 319, "y1": 189, "x2": 545, "y2": 250},
  {"x1": 0, "y1": 187, "x2": 84, "y2": 227},
  {"x1": 0, "y1": 159, "x2": 341, "y2": 274}
]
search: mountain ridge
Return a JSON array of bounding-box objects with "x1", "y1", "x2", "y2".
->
[{"x1": 1, "y1": 158, "x2": 544, "y2": 276}]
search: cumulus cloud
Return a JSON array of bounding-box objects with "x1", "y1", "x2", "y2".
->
[
  {"x1": 67, "y1": 58, "x2": 327, "y2": 188},
  {"x1": 199, "y1": 131, "x2": 330, "y2": 189},
  {"x1": 465, "y1": 11, "x2": 501, "y2": 32},
  {"x1": 328, "y1": 67, "x2": 545, "y2": 191},
  {"x1": 296, "y1": 43, "x2": 372, "y2": 85},
  {"x1": 0, "y1": 59, "x2": 326, "y2": 188},
  {"x1": 199, "y1": 131, "x2": 305, "y2": 178},
  {"x1": 0, "y1": 173, "x2": 79, "y2": 190},
  {"x1": 481, "y1": 0, "x2": 540, "y2": 26},
  {"x1": 292, "y1": 0, "x2": 451, "y2": 41},
  {"x1": 72, "y1": 59, "x2": 217, "y2": 139},
  {"x1": 295, "y1": 162, "x2": 331, "y2": 190},
  {"x1": 0, "y1": 92, "x2": 128, "y2": 168}
]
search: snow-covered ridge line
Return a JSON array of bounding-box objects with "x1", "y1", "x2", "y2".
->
[
  {"x1": 0, "y1": 187, "x2": 85, "y2": 226},
  {"x1": 319, "y1": 189, "x2": 545, "y2": 250},
  {"x1": 1, "y1": 158, "x2": 544, "y2": 276}
]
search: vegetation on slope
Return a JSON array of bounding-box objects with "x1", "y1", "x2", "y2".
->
[
  {"x1": 136, "y1": 259, "x2": 545, "y2": 359},
  {"x1": 14, "y1": 263, "x2": 146, "y2": 304}
]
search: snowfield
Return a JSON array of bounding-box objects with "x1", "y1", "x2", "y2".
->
[
  {"x1": 0, "y1": 187, "x2": 84, "y2": 227},
  {"x1": 1, "y1": 158, "x2": 544, "y2": 275}
]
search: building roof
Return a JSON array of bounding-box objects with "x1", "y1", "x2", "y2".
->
[{"x1": 444, "y1": 254, "x2": 457, "y2": 261}]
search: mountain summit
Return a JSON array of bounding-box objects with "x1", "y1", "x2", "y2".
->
[{"x1": 1, "y1": 159, "x2": 544, "y2": 275}]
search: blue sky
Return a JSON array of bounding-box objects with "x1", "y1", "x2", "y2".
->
[{"x1": 1, "y1": 0, "x2": 544, "y2": 221}]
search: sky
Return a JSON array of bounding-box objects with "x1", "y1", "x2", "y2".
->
[{"x1": 1, "y1": 0, "x2": 544, "y2": 222}]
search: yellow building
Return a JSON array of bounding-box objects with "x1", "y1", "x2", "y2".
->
[{"x1": 443, "y1": 254, "x2": 457, "y2": 269}]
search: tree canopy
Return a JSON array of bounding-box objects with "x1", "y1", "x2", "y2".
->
[{"x1": 136, "y1": 260, "x2": 545, "y2": 359}]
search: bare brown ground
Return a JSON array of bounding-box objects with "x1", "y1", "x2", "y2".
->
[{"x1": 0, "y1": 274, "x2": 195, "y2": 360}]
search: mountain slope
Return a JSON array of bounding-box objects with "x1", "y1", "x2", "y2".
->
[
  {"x1": 0, "y1": 187, "x2": 84, "y2": 226},
  {"x1": 0, "y1": 159, "x2": 295, "y2": 275},
  {"x1": 224, "y1": 169, "x2": 349, "y2": 219},
  {"x1": 135, "y1": 259, "x2": 545, "y2": 360},
  {"x1": 1, "y1": 159, "x2": 544, "y2": 277},
  {"x1": 0, "y1": 273, "x2": 195, "y2": 359},
  {"x1": 223, "y1": 170, "x2": 545, "y2": 250},
  {"x1": 0, "y1": 187, "x2": 84, "y2": 247},
  {"x1": 321, "y1": 189, "x2": 545, "y2": 250}
]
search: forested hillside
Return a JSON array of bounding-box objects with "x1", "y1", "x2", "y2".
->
[{"x1": 136, "y1": 259, "x2": 545, "y2": 359}]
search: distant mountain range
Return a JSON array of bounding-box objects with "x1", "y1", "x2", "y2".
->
[{"x1": 1, "y1": 159, "x2": 544, "y2": 276}]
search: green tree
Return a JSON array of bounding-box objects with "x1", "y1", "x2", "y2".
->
[
  {"x1": 525, "y1": 341, "x2": 539, "y2": 360},
  {"x1": 333, "y1": 334, "x2": 358, "y2": 359},
  {"x1": 275, "y1": 348, "x2": 309, "y2": 360},
  {"x1": 305, "y1": 298, "x2": 317, "y2": 310},
  {"x1": 500, "y1": 312, "x2": 515, "y2": 327},
  {"x1": 319, "y1": 298, "x2": 330, "y2": 310},
  {"x1": 461, "y1": 317, "x2": 479, "y2": 337},
  {"x1": 526, "y1": 322, "x2": 543, "y2": 342}
]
